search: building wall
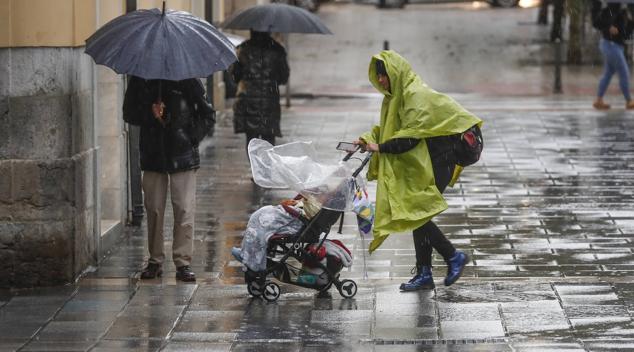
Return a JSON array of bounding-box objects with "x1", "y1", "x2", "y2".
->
[
  {"x1": 0, "y1": 47, "x2": 97, "y2": 287},
  {"x1": 96, "y1": 1, "x2": 127, "y2": 231},
  {"x1": 0, "y1": 0, "x2": 99, "y2": 287}
]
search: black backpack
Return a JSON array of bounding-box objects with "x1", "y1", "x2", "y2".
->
[
  {"x1": 454, "y1": 124, "x2": 483, "y2": 167},
  {"x1": 426, "y1": 124, "x2": 483, "y2": 167}
]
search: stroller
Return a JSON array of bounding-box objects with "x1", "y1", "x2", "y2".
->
[{"x1": 240, "y1": 140, "x2": 373, "y2": 302}]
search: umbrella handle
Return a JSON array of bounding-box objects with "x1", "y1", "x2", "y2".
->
[
  {"x1": 162, "y1": 1, "x2": 166, "y2": 16},
  {"x1": 153, "y1": 81, "x2": 165, "y2": 126}
]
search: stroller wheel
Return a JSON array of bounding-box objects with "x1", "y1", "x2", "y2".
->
[
  {"x1": 338, "y1": 279, "x2": 357, "y2": 299},
  {"x1": 262, "y1": 282, "x2": 281, "y2": 302},
  {"x1": 247, "y1": 281, "x2": 263, "y2": 297}
]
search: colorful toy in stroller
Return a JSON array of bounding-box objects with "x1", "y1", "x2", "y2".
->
[{"x1": 233, "y1": 139, "x2": 373, "y2": 302}]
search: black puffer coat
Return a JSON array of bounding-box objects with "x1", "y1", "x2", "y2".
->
[
  {"x1": 123, "y1": 77, "x2": 215, "y2": 173},
  {"x1": 230, "y1": 32, "x2": 290, "y2": 136}
]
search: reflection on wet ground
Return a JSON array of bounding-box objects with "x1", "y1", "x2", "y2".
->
[{"x1": 2, "y1": 97, "x2": 634, "y2": 351}]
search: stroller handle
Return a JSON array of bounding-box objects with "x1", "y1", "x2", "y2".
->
[
  {"x1": 342, "y1": 147, "x2": 358, "y2": 162},
  {"x1": 352, "y1": 152, "x2": 373, "y2": 178},
  {"x1": 339, "y1": 143, "x2": 373, "y2": 177}
]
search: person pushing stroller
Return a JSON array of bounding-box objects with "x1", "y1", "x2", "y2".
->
[{"x1": 354, "y1": 51, "x2": 482, "y2": 292}]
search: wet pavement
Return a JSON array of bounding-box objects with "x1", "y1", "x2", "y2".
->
[
  {"x1": 4, "y1": 2, "x2": 634, "y2": 351},
  {"x1": 2, "y1": 95, "x2": 634, "y2": 351}
]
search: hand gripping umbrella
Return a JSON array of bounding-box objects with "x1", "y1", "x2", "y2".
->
[{"x1": 85, "y1": 2, "x2": 237, "y2": 81}]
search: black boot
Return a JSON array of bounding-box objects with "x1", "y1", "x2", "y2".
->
[
  {"x1": 140, "y1": 263, "x2": 162, "y2": 279},
  {"x1": 400, "y1": 266, "x2": 435, "y2": 291},
  {"x1": 444, "y1": 251, "x2": 469, "y2": 286},
  {"x1": 176, "y1": 265, "x2": 196, "y2": 282}
]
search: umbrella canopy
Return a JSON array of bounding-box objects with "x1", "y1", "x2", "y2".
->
[
  {"x1": 224, "y1": 32, "x2": 247, "y2": 47},
  {"x1": 85, "y1": 6, "x2": 237, "y2": 80},
  {"x1": 221, "y1": 3, "x2": 332, "y2": 34}
]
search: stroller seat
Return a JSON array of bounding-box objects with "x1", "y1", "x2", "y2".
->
[{"x1": 269, "y1": 208, "x2": 343, "y2": 245}]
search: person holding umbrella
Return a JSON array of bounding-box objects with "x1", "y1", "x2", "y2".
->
[
  {"x1": 354, "y1": 51, "x2": 482, "y2": 292},
  {"x1": 123, "y1": 77, "x2": 214, "y2": 282},
  {"x1": 85, "y1": 3, "x2": 237, "y2": 281},
  {"x1": 222, "y1": 3, "x2": 332, "y2": 152},
  {"x1": 591, "y1": 0, "x2": 634, "y2": 110},
  {"x1": 229, "y1": 30, "x2": 290, "y2": 149}
]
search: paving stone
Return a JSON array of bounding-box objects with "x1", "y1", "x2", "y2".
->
[
  {"x1": 0, "y1": 341, "x2": 24, "y2": 352},
  {"x1": 90, "y1": 339, "x2": 163, "y2": 352},
  {"x1": 35, "y1": 321, "x2": 112, "y2": 341},
  {"x1": 373, "y1": 345, "x2": 513, "y2": 352},
  {"x1": 511, "y1": 340, "x2": 586, "y2": 351},
  {"x1": 439, "y1": 320, "x2": 505, "y2": 339},
  {"x1": 438, "y1": 303, "x2": 501, "y2": 321},
  {"x1": 173, "y1": 310, "x2": 243, "y2": 333},
  {"x1": 231, "y1": 341, "x2": 302, "y2": 352},
  {"x1": 20, "y1": 340, "x2": 95, "y2": 352},
  {"x1": 161, "y1": 342, "x2": 232, "y2": 352},
  {"x1": 0, "y1": 322, "x2": 43, "y2": 340},
  {"x1": 582, "y1": 340, "x2": 634, "y2": 351}
]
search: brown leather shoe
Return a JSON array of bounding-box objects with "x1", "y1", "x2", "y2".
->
[
  {"x1": 626, "y1": 101, "x2": 634, "y2": 110},
  {"x1": 176, "y1": 265, "x2": 196, "y2": 282},
  {"x1": 593, "y1": 100, "x2": 610, "y2": 110},
  {"x1": 140, "y1": 263, "x2": 162, "y2": 279}
]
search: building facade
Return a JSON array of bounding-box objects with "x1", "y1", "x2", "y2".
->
[{"x1": 0, "y1": 0, "x2": 255, "y2": 288}]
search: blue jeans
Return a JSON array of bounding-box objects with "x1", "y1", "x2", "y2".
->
[{"x1": 598, "y1": 38, "x2": 631, "y2": 101}]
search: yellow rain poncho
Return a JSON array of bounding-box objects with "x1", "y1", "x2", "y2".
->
[{"x1": 361, "y1": 51, "x2": 482, "y2": 252}]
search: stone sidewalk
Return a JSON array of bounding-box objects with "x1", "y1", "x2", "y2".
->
[
  {"x1": 2, "y1": 95, "x2": 634, "y2": 351},
  {"x1": 6, "y1": 2, "x2": 634, "y2": 351}
]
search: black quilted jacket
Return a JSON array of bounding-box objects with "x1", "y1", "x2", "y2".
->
[
  {"x1": 123, "y1": 77, "x2": 215, "y2": 173},
  {"x1": 230, "y1": 32, "x2": 290, "y2": 136}
]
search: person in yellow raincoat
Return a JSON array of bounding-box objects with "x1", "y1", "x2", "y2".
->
[{"x1": 353, "y1": 51, "x2": 482, "y2": 291}]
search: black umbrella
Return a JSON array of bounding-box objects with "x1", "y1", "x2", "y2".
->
[
  {"x1": 221, "y1": 3, "x2": 332, "y2": 34},
  {"x1": 85, "y1": 3, "x2": 237, "y2": 81}
]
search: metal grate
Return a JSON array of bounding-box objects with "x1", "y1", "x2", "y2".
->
[{"x1": 367, "y1": 337, "x2": 509, "y2": 345}]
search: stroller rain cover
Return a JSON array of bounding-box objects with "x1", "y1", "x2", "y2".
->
[{"x1": 248, "y1": 139, "x2": 365, "y2": 212}]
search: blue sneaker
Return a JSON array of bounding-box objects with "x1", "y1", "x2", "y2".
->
[
  {"x1": 399, "y1": 266, "x2": 434, "y2": 291},
  {"x1": 231, "y1": 247, "x2": 243, "y2": 263},
  {"x1": 444, "y1": 251, "x2": 469, "y2": 286}
]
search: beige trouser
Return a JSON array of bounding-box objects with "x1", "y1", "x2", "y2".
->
[{"x1": 142, "y1": 170, "x2": 196, "y2": 267}]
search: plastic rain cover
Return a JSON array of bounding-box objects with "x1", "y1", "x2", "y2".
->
[{"x1": 248, "y1": 139, "x2": 362, "y2": 211}]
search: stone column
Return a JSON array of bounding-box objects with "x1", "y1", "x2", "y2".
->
[{"x1": 0, "y1": 0, "x2": 99, "y2": 287}]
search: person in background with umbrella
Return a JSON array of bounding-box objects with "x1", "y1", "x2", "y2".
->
[
  {"x1": 222, "y1": 3, "x2": 331, "y2": 152},
  {"x1": 591, "y1": 0, "x2": 634, "y2": 110},
  {"x1": 230, "y1": 30, "x2": 290, "y2": 150}
]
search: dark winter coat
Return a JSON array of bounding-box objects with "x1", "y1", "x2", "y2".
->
[
  {"x1": 230, "y1": 33, "x2": 290, "y2": 137},
  {"x1": 123, "y1": 77, "x2": 215, "y2": 174},
  {"x1": 592, "y1": 2, "x2": 634, "y2": 46}
]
